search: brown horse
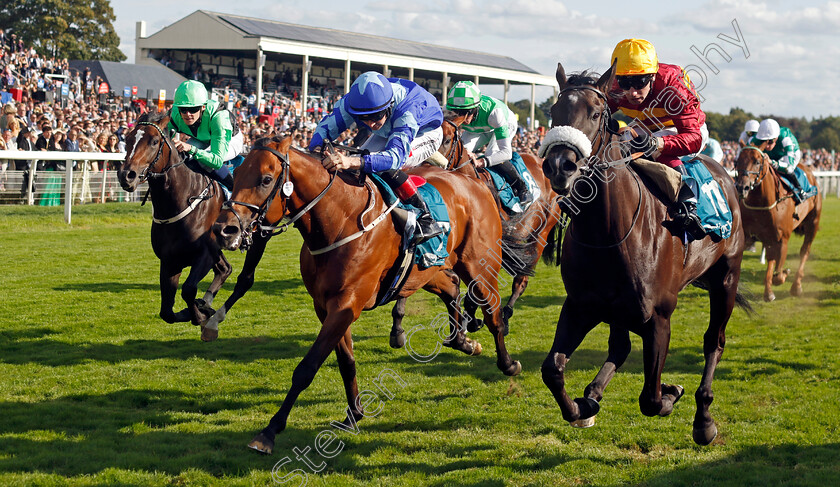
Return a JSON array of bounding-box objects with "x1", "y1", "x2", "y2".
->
[
  {"x1": 734, "y1": 146, "x2": 821, "y2": 301},
  {"x1": 213, "y1": 136, "x2": 522, "y2": 454},
  {"x1": 117, "y1": 111, "x2": 232, "y2": 337},
  {"x1": 539, "y1": 63, "x2": 750, "y2": 445}
]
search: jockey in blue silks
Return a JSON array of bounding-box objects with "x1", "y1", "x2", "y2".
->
[{"x1": 309, "y1": 71, "x2": 445, "y2": 243}]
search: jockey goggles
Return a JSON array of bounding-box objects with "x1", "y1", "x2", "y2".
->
[
  {"x1": 357, "y1": 108, "x2": 389, "y2": 122},
  {"x1": 178, "y1": 105, "x2": 202, "y2": 114},
  {"x1": 617, "y1": 74, "x2": 654, "y2": 91}
]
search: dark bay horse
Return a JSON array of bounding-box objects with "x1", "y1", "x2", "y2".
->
[
  {"x1": 539, "y1": 63, "x2": 750, "y2": 445},
  {"x1": 734, "y1": 146, "x2": 821, "y2": 301},
  {"x1": 117, "y1": 112, "x2": 232, "y2": 340},
  {"x1": 213, "y1": 136, "x2": 522, "y2": 454}
]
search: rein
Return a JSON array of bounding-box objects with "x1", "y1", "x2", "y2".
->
[
  {"x1": 556, "y1": 84, "x2": 644, "y2": 248},
  {"x1": 134, "y1": 121, "x2": 213, "y2": 225},
  {"x1": 442, "y1": 120, "x2": 475, "y2": 173}
]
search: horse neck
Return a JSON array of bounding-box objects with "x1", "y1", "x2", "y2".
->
[
  {"x1": 148, "y1": 147, "x2": 208, "y2": 213},
  {"x1": 286, "y1": 152, "x2": 374, "y2": 249},
  {"x1": 570, "y1": 140, "x2": 640, "y2": 241}
]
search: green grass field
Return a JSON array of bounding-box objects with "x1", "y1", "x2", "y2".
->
[{"x1": 1, "y1": 200, "x2": 839, "y2": 486}]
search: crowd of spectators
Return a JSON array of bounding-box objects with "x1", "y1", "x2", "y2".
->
[{"x1": 719, "y1": 140, "x2": 839, "y2": 171}]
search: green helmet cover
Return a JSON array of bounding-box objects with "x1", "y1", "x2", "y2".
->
[
  {"x1": 446, "y1": 81, "x2": 481, "y2": 110},
  {"x1": 173, "y1": 80, "x2": 208, "y2": 107}
]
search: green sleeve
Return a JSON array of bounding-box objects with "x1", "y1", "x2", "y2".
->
[{"x1": 192, "y1": 111, "x2": 231, "y2": 170}]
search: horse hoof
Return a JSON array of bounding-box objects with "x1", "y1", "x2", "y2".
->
[
  {"x1": 692, "y1": 422, "x2": 718, "y2": 445},
  {"x1": 790, "y1": 285, "x2": 803, "y2": 297},
  {"x1": 201, "y1": 327, "x2": 218, "y2": 342},
  {"x1": 764, "y1": 291, "x2": 775, "y2": 302},
  {"x1": 570, "y1": 416, "x2": 596, "y2": 428},
  {"x1": 470, "y1": 340, "x2": 483, "y2": 356},
  {"x1": 247, "y1": 433, "x2": 274, "y2": 454},
  {"x1": 467, "y1": 319, "x2": 484, "y2": 333},
  {"x1": 503, "y1": 360, "x2": 521, "y2": 376},
  {"x1": 389, "y1": 331, "x2": 406, "y2": 349}
]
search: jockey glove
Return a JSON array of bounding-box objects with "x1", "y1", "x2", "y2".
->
[{"x1": 629, "y1": 133, "x2": 658, "y2": 157}]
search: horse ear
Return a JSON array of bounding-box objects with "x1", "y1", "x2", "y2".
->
[
  {"x1": 596, "y1": 60, "x2": 616, "y2": 94},
  {"x1": 556, "y1": 62, "x2": 567, "y2": 91}
]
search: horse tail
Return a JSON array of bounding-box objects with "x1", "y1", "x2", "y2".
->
[
  {"x1": 690, "y1": 280, "x2": 756, "y2": 317},
  {"x1": 500, "y1": 216, "x2": 539, "y2": 277},
  {"x1": 541, "y1": 223, "x2": 563, "y2": 267}
]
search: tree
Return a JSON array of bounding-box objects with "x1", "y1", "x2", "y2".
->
[{"x1": 0, "y1": 0, "x2": 125, "y2": 61}]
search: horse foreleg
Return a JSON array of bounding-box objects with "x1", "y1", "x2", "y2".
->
[
  {"x1": 203, "y1": 234, "x2": 269, "y2": 334},
  {"x1": 249, "y1": 306, "x2": 358, "y2": 455},
  {"x1": 426, "y1": 270, "x2": 478, "y2": 356},
  {"x1": 693, "y1": 260, "x2": 739, "y2": 445},
  {"x1": 791, "y1": 220, "x2": 818, "y2": 297},
  {"x1": 772, "y1": 238, "x2": 791, "y2": 286},
  {"x1": 462, "y1": 294, "x2": 483, "y2": 333},
  {"x1": 198, "y1": 249, "x2": 233, "y2": 309},
  {"x1": 335, "y1": 327, "x2": 364, "y2": 429},
  {"x1": 159, "y1": 262, "x2": 187, "y2": 323},
  {"x1": 180, "y1": 251, "x2": 216, "y2": 328},
  {"x1": 389, "y1": 297, "x2": 407, "y2": 349},
  {"x1": 584, "y1": 325, "x2": 631, "y2": 402},
  {"x1": 763, "y1": 243, "x2": 781, "y2": 302},
  {"x1": 541, "y1": 300, "x2": 601, "y2": 424},
  {"x1": 502, "y1": 274, "x2": 530, "y2": 336}
]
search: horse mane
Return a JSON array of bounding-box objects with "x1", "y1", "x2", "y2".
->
[
  {"x1": 566, "y1": 70, "x2": 601, "y2": 87},
  {"x1": 443, "y1": 109, "x2": 460, "y2": 122},
  {"x1": 137, "y1": 109, "x2": 170, "y2": 125}
]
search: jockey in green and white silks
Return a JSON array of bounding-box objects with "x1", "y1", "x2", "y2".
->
[
  {"x1": 750, "y1": 118, "x2": 807, "y2": 202},
  {"x1": 446, "y1": 81, "x2": 533, "y2": 205},
  {"x1": 169, "y1": 80, "x2": 244, "y2": 191}
]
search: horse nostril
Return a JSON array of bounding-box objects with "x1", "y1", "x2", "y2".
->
[
  {"x1": 221, "y1": 224, "x2": 240, "y2": 238},
  {"x1": 562, "y1": 160, "x2": 577, "y2": 174}
]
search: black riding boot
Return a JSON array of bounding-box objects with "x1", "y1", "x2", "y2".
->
[
  {"x1": 674, "y1": 164, "x2": 706, "y2": 240},
  {"x1": 405, "y1": 193, "x2": 444, "y2": 244},
  {"x1": 783, "y1": 171, "x2": 804, "y2": 204},
  {"x1": 495, "y1": 159, "x2": 533, "y2": 206}
]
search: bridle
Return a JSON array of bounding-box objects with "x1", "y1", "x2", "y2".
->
[
  {"x1": 442, "y1": 119, "x2": 473, "y2": 173},
  {"x1": 736, "y1": 145, "x2": 793, "y2": 210},
  {"x1": 132, "y1": 120, "x2": 212, "y2": 225},
  {"x1": 223, "y1": 144, "x2": 337, "y2": 249},
  {"x1": 554, "y1": 84, "x2": 643, "y2": 249},
  {"x1": 135, "y1": 121, "x2": 185, "y2": 182},
  {"x1": 737, "y1": 146, "x2": 771, "y2": 193}
]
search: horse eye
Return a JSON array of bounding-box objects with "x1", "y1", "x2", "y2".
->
[
  {"x1": 591, "y1": 112, "x2": 601, "y2": 121},
  {"x1": 151, "y1": 138, "x2": 159, "y2": 146},
  {"x1": 261, "y1": 175, "x2": 273, "y2": 186}
]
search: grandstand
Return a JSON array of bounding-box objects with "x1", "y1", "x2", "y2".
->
[{"x1": 134, "y1": 10, "x2": 556, "y2": 129}]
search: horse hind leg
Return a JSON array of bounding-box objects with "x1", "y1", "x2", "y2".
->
[
  {"x1": 424, "y1": 269, "x2": 481, "y2": 357},
  {"x1": 639, "y1": 312, "x2": 685, "y2": 419},
  {"x1": 693, "y1": 261, "x2": 740, "y2": 445},
  {"x1": 584, "y1": 325, "x2": 631, "y2": 403},
  {"x1": 390, "y1": 297, "x2": 407, "y2": 349},
  {"x1": 502, "y1": 275, "x2": 530, "y2": 336},
  {"x1": 457, "y1": 261, "x2": 519, "y2": 375},
  {"x1": 196, "y1": 252, "x2": 233, "y2": 342}
]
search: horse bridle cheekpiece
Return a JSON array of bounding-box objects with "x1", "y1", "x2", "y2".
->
[
  {"x1": 136, "y1": 121, "x2": 182, "y2": 182},
  {"x1": 224, "y1": 144, "x2": 336, "y2": 249},
  {"x1": 738, "y1": 146, "x2": 770, "y2": 192}
]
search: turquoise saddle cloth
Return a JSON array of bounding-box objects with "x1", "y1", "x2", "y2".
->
[
  {"x1": 369, "y1": 173, "x2": 451, "y2": 269},
  {"x1": 682, "y1": 159, "x2": 732, "y2": 240},
  {"x1": 779, "y1": 166, "x2": 819, "y2": 203},
  {"x1": 484, "y1": 152, "x2": 540, "y2": 214}
]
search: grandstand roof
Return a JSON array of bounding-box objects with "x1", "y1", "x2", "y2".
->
[
  {"x1": 69, "y1": 60, "x2": 186, "y2": 99},
  {"x1": 213, "y1": 12, "x2": 539, "y2": 75}
]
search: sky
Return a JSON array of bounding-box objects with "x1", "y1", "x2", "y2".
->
[{"x1": 111, "y1": 0, "x2": 840, "y2": 120}]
